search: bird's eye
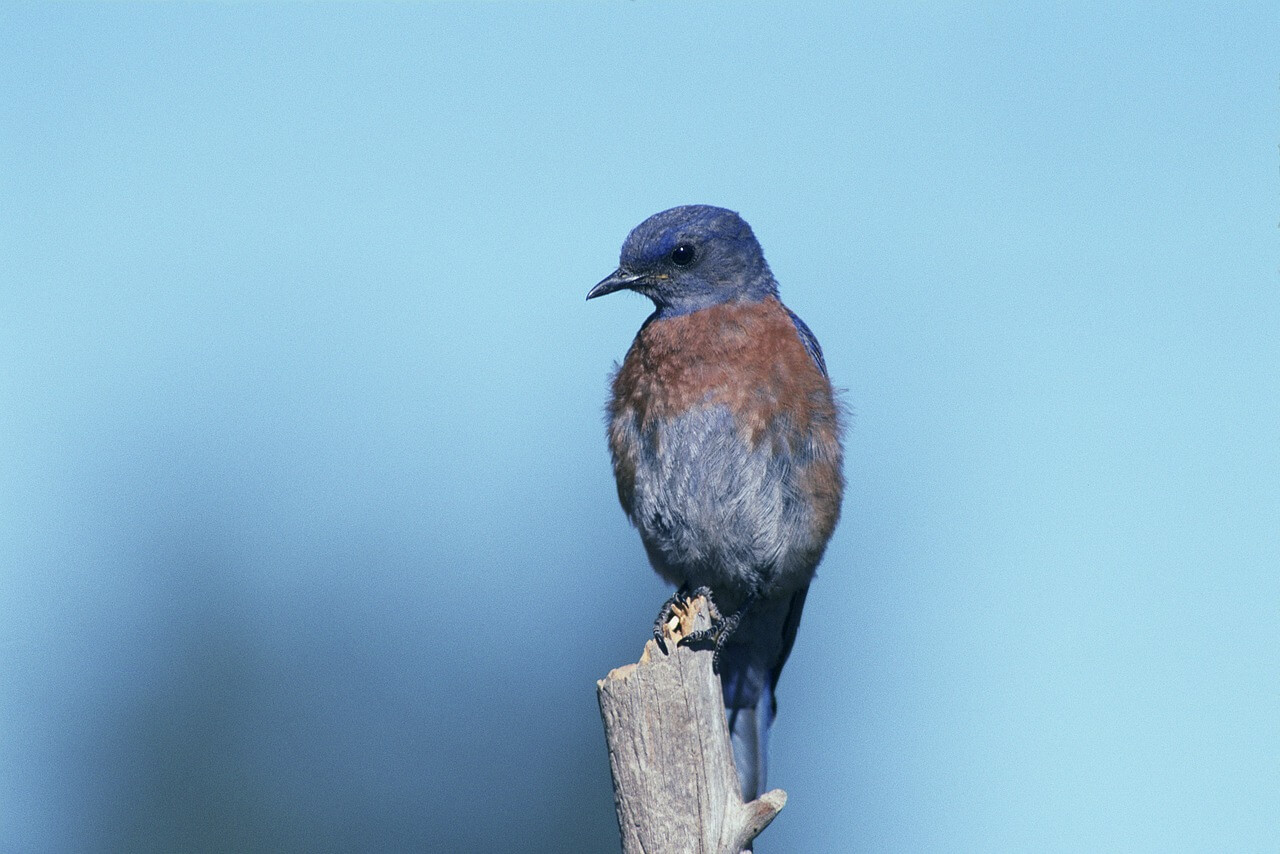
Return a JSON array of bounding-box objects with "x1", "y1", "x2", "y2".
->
[{"x1": 670, "y1": 244, "x2": 696, "y2": 266}]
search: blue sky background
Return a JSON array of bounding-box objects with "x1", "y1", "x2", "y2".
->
[{"x1": 2, "y1": 4, "x2": 1277, "y2": 851}]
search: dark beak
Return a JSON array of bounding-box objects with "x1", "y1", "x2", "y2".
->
[{"x1": 587, "y1": 269, "x2": 644, "y2": 300}]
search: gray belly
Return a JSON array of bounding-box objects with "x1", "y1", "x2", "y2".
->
[{"x1": 622, "y1": 404, "x2": 822, "y2": 601}]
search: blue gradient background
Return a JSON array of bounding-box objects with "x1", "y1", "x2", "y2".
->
[{"x1": 2, "y1": 4, "x2": 1277, "y2": 851}]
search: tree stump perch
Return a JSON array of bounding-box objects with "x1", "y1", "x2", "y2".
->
[{"x1": 597, "y1": 596, "x2": 786, "y2": 853}]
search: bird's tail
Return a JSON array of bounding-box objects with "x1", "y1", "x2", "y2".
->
[{"x1": 726, "y1": 682, "x2": 774, "y2": 801}]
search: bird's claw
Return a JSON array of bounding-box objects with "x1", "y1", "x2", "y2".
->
[
  {"x1": 652, "y1": 586, "x2": 751, "y2": 673},
  {"x1": 652, "y1": 586, "x2": 719, "y2": 653},
  {"x1": 651, "y1": 598, "x2": 676, "y2": 654},
  {"x1": 685, "y1": 604, "x2": 747, "y2": 673}
]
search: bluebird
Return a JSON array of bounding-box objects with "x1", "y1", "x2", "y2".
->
[{"x1": 588, "y1": 205, "x2": 844, "y2": 802}]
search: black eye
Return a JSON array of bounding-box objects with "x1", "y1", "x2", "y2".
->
[{"x1": 670, "y1": 244, "x2": 696, "y2": 266}]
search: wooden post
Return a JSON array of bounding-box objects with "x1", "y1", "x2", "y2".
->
[{"x1": 597, "y1": 597, "x2": 786, "y2": 854}]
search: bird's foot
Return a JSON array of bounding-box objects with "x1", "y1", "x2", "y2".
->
[
  {"x1": 658, "y1": 588, "x2": 756, "y2": 673},
  {"x1": 683, "y1": 590, "x2": 757, "y2": 673},
  {"x1": 652, "y1": 586, "x2": 720, "y2": 654}
]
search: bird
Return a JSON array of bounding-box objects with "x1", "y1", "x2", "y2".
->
[{"x1": 588, "y1": 204, "x2": 844, "y2": 802}]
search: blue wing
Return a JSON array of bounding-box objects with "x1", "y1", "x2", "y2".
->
[{"x1": 784, "y1": 307, "x2": 828, "y2": 378}]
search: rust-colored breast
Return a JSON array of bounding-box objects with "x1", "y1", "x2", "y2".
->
[{"x1": 610, "y1": 297, "x2": 836, "y2": 445}]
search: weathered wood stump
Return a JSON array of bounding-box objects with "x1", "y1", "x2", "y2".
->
[{"x1": 597, "y1": 596, "x2": 786, "y2": 854}]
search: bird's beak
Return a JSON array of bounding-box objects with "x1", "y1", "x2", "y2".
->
[{"x1": 587, "y1": 269, "x2": 644, "y2": 300}]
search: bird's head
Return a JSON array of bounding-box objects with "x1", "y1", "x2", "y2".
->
[{"x1": 587, "y1": 205, "x2": 777, "y2": 316}]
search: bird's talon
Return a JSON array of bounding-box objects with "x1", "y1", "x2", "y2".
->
[{"x1": 682, "y1": 628, "x2": 714, "y2": 646}]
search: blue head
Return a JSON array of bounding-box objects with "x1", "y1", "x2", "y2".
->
[{"x1": 587, "y1": 205, "x2": 778, "y2": 317}]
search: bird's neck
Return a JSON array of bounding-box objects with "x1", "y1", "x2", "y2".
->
[{"x1": 650, "y1": 278, "x2": 778, "y2": 320}]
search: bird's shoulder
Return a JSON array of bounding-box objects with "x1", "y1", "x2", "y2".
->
[{"x1": 782, "y1": 308, "x2": 828, "y2": 378}]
